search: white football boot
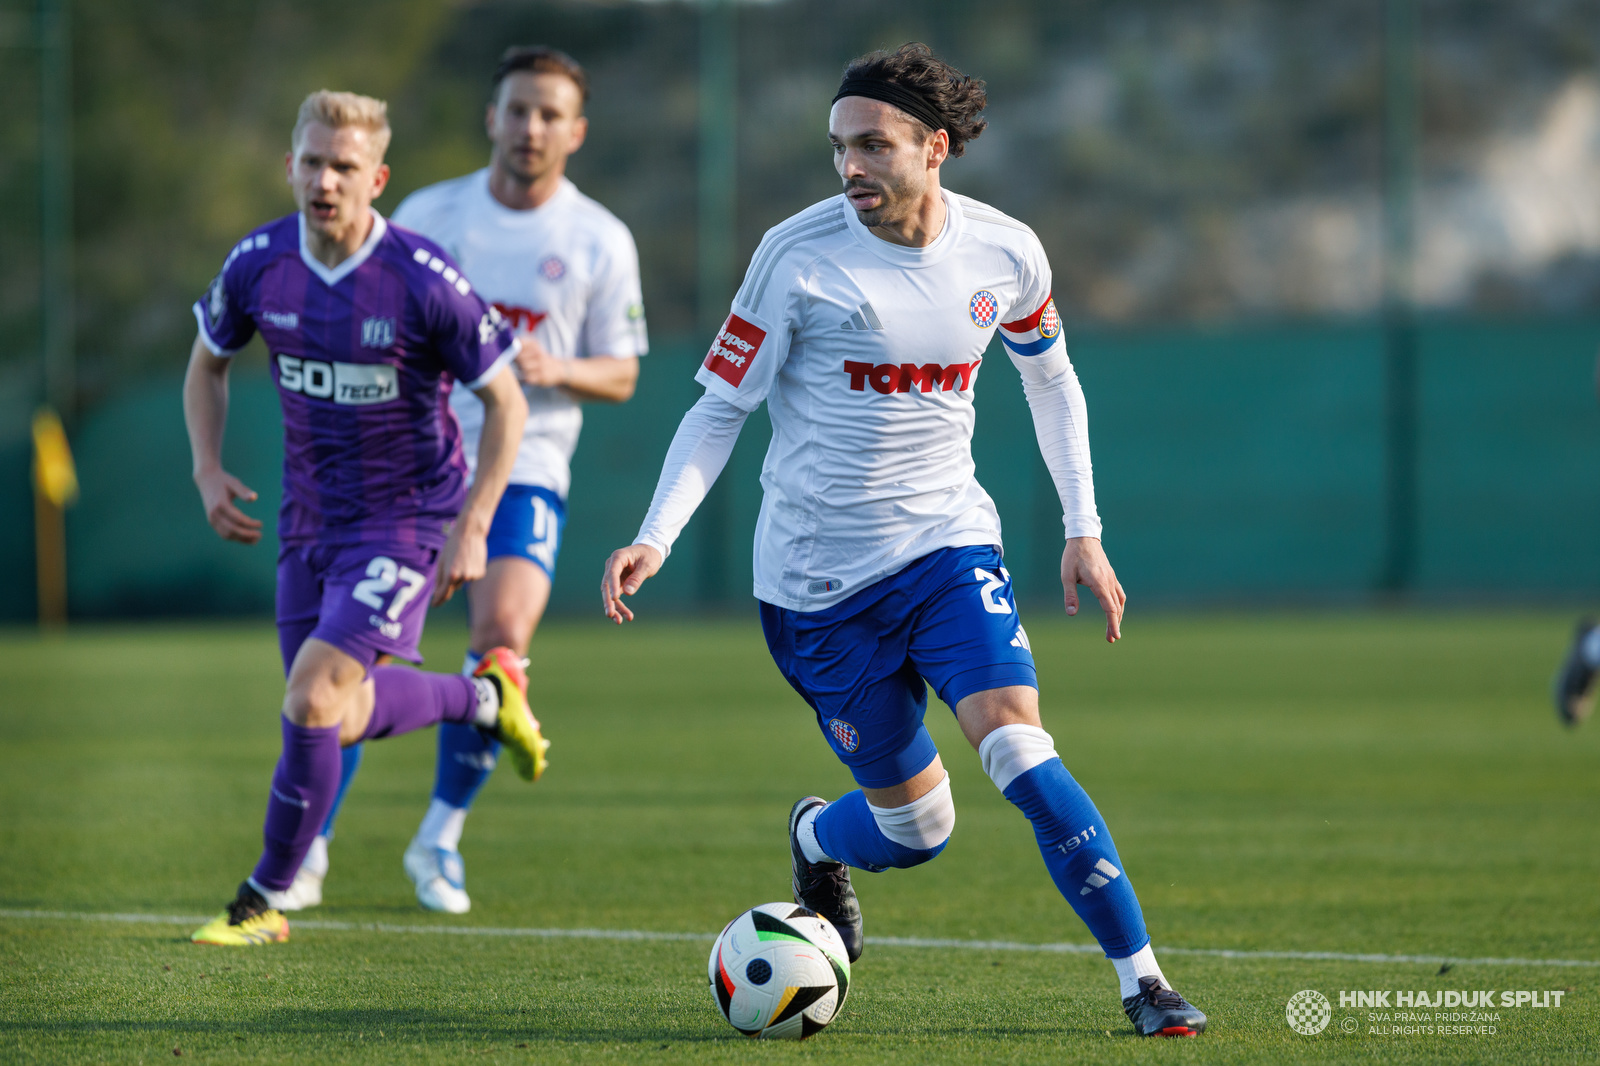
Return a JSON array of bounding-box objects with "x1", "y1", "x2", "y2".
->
[
  {"x1": 403, "y1": 836, "x2": 471, "y2": 914},
  {"x1": 278, "y1": 834, "x2": 329, "y2": 911}
]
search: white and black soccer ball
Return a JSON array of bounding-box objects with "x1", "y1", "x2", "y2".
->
[{"x1": 707, "y1": 902, "x2": 851, "y2": 1040}]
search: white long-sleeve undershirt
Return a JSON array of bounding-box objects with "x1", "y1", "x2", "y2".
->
[
  {"x1": 633, "y1": 392, "x2": 749, "y2": 559},
  {"x1": 634, "y1": 350, "x2": 1101, "y2": 562},
  {"x1": 1008, "y1": 345, "x2": 1103, "y2": 541}
]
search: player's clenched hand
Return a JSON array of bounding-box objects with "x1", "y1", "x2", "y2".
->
[
  {"x1": 195, "y1": 467, "x2": 263, "y2": 545},
  {"x1": 433, "y1": 522, "x2": 488, "y2": 606},
  {"x1": 514, "y1": 333, "x2": 569, "y2": 389},
  {"x1": 1061, "y1": 537, "x2": 1126, "y2": 643},
  {"x1": 601, "y1": 543, "x2": 663, "y2": 624}
]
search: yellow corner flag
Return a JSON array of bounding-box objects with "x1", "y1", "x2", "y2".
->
[
  {"x1": 33, "y1": 407, "x2": 76, "y2": 627},
  {"x1": 32, "y1": 408, "x2": 78, "y2": 508}
]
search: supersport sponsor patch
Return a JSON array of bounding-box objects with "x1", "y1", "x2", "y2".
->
[{"x1": 704, "y1": 314, "x2": 765, "y2": 388}]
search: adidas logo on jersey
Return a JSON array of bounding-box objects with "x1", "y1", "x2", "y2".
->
[
  {"x1": 839, "y1": 302, "x2": 884, "y2": 331},
  {"x1": 843, "y1": 359, "x2": 979, "y2": 395}
]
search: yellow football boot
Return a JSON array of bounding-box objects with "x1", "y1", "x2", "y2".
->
[
  {"x1": 191, "y1": 883, "x2": 289, "y2": 946},
  {"x1": 474, "y1": 646, "x2": 549, "y2": 782}
]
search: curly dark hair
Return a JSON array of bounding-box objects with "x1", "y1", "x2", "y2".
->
[{"x1": 840, "y1": 43, "x2": 987, "y2": 157}]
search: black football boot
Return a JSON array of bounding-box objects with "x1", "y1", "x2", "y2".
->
[
  {"x1": 1123, "y1": 976, "x2": 1207, "y2": 1037},
  {"x1": 788, "y1": 797, "x2": 864, "y2": 962},
  {"x1": 1553, "y1": 618, "x2": 1598, "y2": 728}
]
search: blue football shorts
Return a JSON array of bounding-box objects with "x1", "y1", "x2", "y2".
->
[
  {"x1": 759, "y1": 544, "x2": 1038, "y2": 789},
  {"x1": 484, "y1": 484, "x2": 567, "y2": 580}
]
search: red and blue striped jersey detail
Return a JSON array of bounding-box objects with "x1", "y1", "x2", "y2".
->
[{"x1": 998, "y1": 294, "x2": 1063, "y2": 359}]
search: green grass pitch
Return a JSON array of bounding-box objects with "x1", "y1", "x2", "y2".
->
[{"x1": 2, "y1": 611, "x2": 1597, "y2": 1063}]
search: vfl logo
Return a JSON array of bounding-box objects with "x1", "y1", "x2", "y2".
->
[
  {"x1": 969, "y1": 290, "x2": 999, "y2": 328},
  {"x1": 828, "y1": 718, "x2": 860, "y2": 753},
  {"x1": 703, "y1": 314, "x2": 766, "y2": 388},
  {"x1": 844, "y1": 360, "x2": 979, "y2": 394},
  {"x1": 539, "y1": 255, "x2": 566, "y2": 281},
  {"x1": 492, "y1": 302, "x2": 548, "y2": 332},
  {"x1": 360, "y1": 316, "x2": 395, "y2": 348}
]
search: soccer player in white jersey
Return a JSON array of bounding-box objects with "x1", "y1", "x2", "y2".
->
[
  {"x1": 286, "y1": 47, "x2": 647, "y2": 915},
  {"x1": 602, "y1": 45, "x2": 1207, "y2": 1037}
]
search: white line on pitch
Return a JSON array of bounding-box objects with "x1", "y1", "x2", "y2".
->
[{"x1": 3, "y1": 909, "x2": 1596, "y2": 969}]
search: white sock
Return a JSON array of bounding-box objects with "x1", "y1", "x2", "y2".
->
[
  {"x1": 301, "y1": 834, "x2": 330, "y2": 878},
  {"x1": 471, "y1": 676, "x2": 499, "y2": 728},
  {"x1": 417, "y1": 798, "x2": 469, "y2": 853},
  {"x1": 461, "y1": 651, "x2": 482, "y2": 677},
  {"x1": 1110, "y1": 942, "x2": 1167, "y2": 999},
  {"x1": 1581, "y1": 628, "x2": 1600, "y2": 668},
  {"x1": 797, "y1": 804, "x2": 835, "y2": 864},
  {"x1": 246, "y1": 876, "x2": 293, "y2": 911}
]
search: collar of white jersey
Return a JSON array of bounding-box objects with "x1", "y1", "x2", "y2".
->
[
  {"x1": 473, "y1": 169, "x2": 577, "y2": 221},
  {"x1": 298, "y1": 208, "x2": 388, "y2": 287},
  {"x1": 843, "y1": 187, "x2": 963, "y2": 267}
]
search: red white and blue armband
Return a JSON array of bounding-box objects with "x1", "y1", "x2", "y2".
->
[{"x1": 999, "y1": 296, "x2": 1068, "y2": 385}]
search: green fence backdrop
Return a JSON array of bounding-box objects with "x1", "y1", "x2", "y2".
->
[{"x1": 4, "y1": 316, "x2": 1599, "y2": 624}]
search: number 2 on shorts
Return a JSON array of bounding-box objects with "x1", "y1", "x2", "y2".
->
[
  {"x1": 974, "y1": 567, "x2": 1013, "y2": 614},
  {"x1": 352, "y1": 556, "x2": 429, "y2": 620}
]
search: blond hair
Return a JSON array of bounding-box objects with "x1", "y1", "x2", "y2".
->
[{"x1": 291, "y1": 90, "x2": 392, "y2": 160}]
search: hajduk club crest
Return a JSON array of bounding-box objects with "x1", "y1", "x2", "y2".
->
[
  {"x1": 1039, "y1": 299, "x2": 1061, "y2": 339},
  {"x1": 969, "y1": 290, "x2": 998, "y2": 328},
  {"x1": 828, "y1": 718, "x2": 860, "y2": 753}
]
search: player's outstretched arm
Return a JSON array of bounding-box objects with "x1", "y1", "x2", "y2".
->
[
  {"x1": 599, "y1": 392, "x2": 750, "y2": 623},
  {"x1": 435, "y1": 366, "x2": 528, "y2": 605},
  {"x1": 1062, "y1": 537, "x2": 1126, "y2": 643},
  {"x1": 182, "y1": 333, "x2": 262, "y2": 545},
  {"x1": 601, "y1": 544, "x2": 663, "y2": 624}
]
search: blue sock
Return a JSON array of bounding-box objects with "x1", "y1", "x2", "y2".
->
[
  {"x1": 1003, "y1": 759, "x2": 1150, "y2": 958},
  {"x1": 433, "y1": 652, "x2": 500, "y2": 808},
  {"x1": 812, "y1": 790, "x2": 946, "y2": 873},
  {"x1": 319, "y1": 743, "x2": 364, "y2": 838}
]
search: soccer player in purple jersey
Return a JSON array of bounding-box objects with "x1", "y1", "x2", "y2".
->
[{"x1": 182, "y1": 91, "x2": 548, "y2": 946}]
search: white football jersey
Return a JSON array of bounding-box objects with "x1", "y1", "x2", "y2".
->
[
  {"x1": 698, "y1": 190, "x2": 1084, "y2": 611},
  {"x1": 393, "y1": 171, "x2": 647, "y2": 496}
]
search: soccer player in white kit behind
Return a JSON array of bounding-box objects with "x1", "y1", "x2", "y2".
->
[
  {"x1": 602, "y1": 45, "x2": 1206, "y2": 1037},
  {"x1": 288, "y1": 47, "x2": 648, "y2": 915}
]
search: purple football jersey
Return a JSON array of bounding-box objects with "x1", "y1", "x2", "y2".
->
[{"x1": 193, "y1": 211, "x2": 516, "y2": 548}]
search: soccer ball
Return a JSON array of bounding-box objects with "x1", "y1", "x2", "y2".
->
[{"x1": 707, "y1": 902, "x2": 851, "y2": 1039}]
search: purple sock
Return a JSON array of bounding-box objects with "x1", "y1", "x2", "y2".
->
[
  {"x1": 362, "y1": 667, "x2": 478, "y2": 740},
  {"x1": 252, "y1": 718, "x2": 342, "y2": 892}
]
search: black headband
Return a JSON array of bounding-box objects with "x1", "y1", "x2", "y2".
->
[{"x1": 832, "y1": 76, "x2": 946, "y2": 136}]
